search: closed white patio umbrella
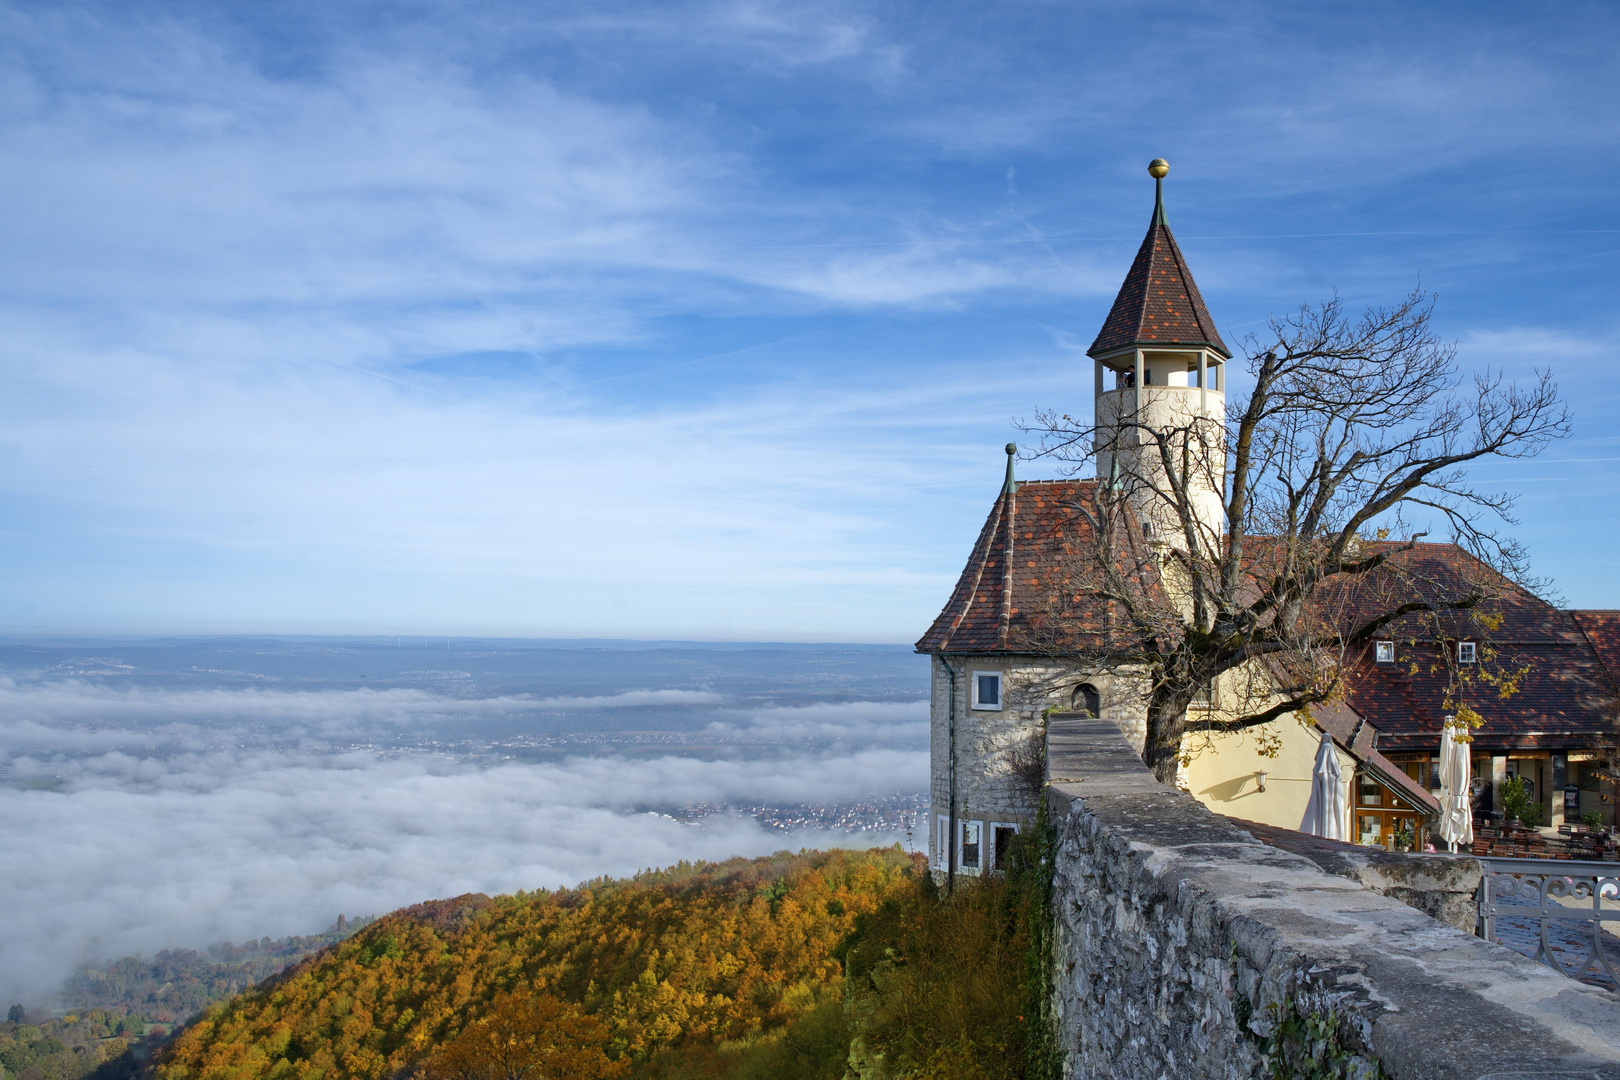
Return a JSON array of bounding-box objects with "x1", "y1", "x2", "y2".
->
[
  {"x1": 1309, "y1": 727, "x2": 1348, "y2": 841},
  {"x1": 1438, "y1": 716, "x2": 1475, "y2": 853}
]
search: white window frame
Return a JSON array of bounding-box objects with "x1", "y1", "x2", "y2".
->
[
  {"x1": 1375, "y1": 640, "x2": 1395, "y2": 664},
  {"x1": 958, "y1": 819, "x2": 983, "y2": 874},
  {"x1": 989, "y1": 821, "x2": 1021, "y2": 872},
  {"x1": 970, "y1": 670, "x2": 1003, "y2": 711},
  {"x1": 935, "y1": 814, "x2": 950, "y2": 871},
  {"x1": 1458, "y1": 641, "x2": 1477, "y2": 665}
]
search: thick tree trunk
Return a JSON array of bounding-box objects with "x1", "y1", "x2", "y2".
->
[{"x1": 1142, "y1": 693, "x2": 1191, "y2": 785}]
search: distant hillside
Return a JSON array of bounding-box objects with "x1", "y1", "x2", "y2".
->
[
  {"x1": 151, "y1": 846, "x2": 1050, "y2": 1080},
  {"x1": 61, "y1": 922, "x2": 374, "y2": 1026},
  {"x1": 1, "y1": 1009, "x2": 153, "y2": 1080}
]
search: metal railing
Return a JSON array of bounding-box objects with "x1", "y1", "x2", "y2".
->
[{"x1": 1478, "y1": 857, "x2": 1620, "y2": 989}]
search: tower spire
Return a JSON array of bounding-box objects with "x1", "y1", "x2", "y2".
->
[
  {"x1": 1149, "y1": 157, "x2": 1168, "y2": 228},
  {"x1": 1086, "y1": 158, "x2": 1229, "y2": 361}
]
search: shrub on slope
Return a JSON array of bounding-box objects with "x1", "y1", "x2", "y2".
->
[{"x1": 154, "y1": 848, "x2": 918, "y2": 1080}]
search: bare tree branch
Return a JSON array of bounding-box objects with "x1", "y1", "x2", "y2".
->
[{"x1": 1020, "y1": 289, "x2": 1570, "y2": 782}]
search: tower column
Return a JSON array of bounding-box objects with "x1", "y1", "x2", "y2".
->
[
  {"x1": 1198, "y1": 350, "x2": 1208, "y2": 416},
  {"x1": 1094, "y1": 358, "x2": 1104, "y2": 398}
]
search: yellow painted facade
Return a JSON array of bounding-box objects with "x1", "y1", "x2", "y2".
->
[{"x1": 1182, "y1": 714, "x2": 1355, "y2": 833}]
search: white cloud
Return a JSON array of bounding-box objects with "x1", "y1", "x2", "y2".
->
[
  {"x1": 712, "y1": 700, "x2": 926, "y2": 743},
  {"x1": 0, "y1": 679, "x2": 928, "y2": 1006}
]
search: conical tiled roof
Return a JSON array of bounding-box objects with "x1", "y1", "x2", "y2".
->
[
  {"x1": 1087, "y1": 186, "x2": 1230, "y2": 359},
  {"x1": 915, "y1": 479, "x2": 1158, "y2": 655}
]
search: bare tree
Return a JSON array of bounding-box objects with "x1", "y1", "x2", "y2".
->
[{"x1": 1025, "y1": 290, "x2": 1568, "y2": 783}]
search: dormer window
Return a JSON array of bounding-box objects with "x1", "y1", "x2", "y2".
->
[
  {"x1": 971, "y1": 671, "x2": 1003, "y2": 710},
  {"x1": 1459, "y1": 641, "x2": 1477, "y2": 664},
  {"x1": 1375, "y1": 641, "x2": 1394, "y2": 664}
]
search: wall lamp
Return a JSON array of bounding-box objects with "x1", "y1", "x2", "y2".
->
[{"x1": 1255, "y1": 771, "x2": 1268, "y2": 793}]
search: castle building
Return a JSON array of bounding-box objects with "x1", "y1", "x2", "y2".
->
[{"x1": 917, "y1": 161, "x2": 1620, "y2": 873}]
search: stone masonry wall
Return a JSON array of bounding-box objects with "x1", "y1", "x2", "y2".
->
[
  {"x1": 927, "y1": 655, "x2": 1147, "y2": 874},
  {"x1": 1046, "y1": 714, "x2": 1620, "y2": 1080}
]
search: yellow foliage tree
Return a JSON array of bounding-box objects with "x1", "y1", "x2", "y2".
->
[{"x1": 422, "y1": 992, "x2": 623, "y2": 1080}]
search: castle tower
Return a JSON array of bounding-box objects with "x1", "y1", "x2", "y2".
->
[{"x1": 1087, "y1": 160, "x2": 1229, "y2": 550}]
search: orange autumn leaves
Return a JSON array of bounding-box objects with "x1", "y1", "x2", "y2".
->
[
  {"x1": 422, "y1": 993, "x2": 621, "y2": 1080},
  {"x1": 154, "y1": 848, "x2": 919, "y2": 1080}
]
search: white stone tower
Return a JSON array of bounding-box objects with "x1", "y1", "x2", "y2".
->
[{"x1": 1087, "y1": 160, "x2": 1229, "y2": 551}]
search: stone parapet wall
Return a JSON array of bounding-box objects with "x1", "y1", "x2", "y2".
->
[
  {"x1": 1046, "y1": 714, "x2": 1620, "y2": 1080},
  {"x1": 1236, "y1": 817, "x2": 1482, "y2": 933}
]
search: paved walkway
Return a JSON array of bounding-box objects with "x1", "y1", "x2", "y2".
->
[{"x1": 1492, "y1": 911, "x2": 1620, "y2": 991}]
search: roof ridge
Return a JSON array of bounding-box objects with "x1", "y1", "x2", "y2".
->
[{"x1": 997, "y1": 484, "x2": 1016, "y2": 650}]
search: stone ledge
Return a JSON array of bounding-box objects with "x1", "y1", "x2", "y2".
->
[
  {"x1": 1046, "y1": 715, "x2": 1620, "y2": 1080},
  {"x1": 1234, "y1": 816, "x2": 1483, "y2": 933}
]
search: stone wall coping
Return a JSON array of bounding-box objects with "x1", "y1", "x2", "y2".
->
[{"x1": 1046, "y1": 714, "x2": 1620, "y2": 1079}]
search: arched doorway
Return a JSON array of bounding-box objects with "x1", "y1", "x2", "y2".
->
[{"x1": 1072, "y1": 683, "x2": 1100, "y2": 718}]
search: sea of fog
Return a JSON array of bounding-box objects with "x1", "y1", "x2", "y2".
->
[{"x1": 0, "y1": 637, "x2": 929, "y2": 1006}]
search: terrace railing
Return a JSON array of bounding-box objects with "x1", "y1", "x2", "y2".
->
[{"x1": 1478, "y1": 856, "x2": 1620, "y2": 989}]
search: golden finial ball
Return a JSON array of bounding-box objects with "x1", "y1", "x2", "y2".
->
[{"x1": 1148, "y1": 158, "x2": 1169, "y2": 179}]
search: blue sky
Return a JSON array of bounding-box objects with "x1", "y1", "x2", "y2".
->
[{"x1": 1, "y1": 0, "x2": 1617, "y2": 640}]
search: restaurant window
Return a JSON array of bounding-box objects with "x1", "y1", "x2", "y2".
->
[
  {"x1": 1358, "y1": 773, "x2": 1383, "y2": 807},
  {"x1": 1357, "y1": 813, "x2": 1383, "y2": 847},
  {"x1": 1458, "y1": 641, "x2": 1477, "y2": 664},
  {"x1": 959, "y1": 820, "x2": 982, "y2": 873},
  {"x1": 1375, "y1": 640, "x2": 1394, "y2": 663}
]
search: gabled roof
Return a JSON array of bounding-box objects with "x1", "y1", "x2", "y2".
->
[
  {"x1": 1331, "y1": 545, "x2": 1618, "y2": 752},
  {"x1": 1310, "y1": 699, "x2": 1439, "y2": 815},
  {"x1": 915, "y1": 479, "x2": 1140, "y2": 655},
  {"x1": 1087, "y1": 188, "x2": 1230, "y2": 360}
]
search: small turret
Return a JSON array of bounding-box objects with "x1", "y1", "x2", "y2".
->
[{"x1": 1089, "y1": 160, "x2": 1227, "y2": 546}]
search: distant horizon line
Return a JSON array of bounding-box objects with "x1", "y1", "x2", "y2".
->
[{"x1": 0, "y1": 632, "x2": 917, "y2": 652}]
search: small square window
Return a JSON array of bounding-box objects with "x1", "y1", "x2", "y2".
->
[
  {"x1": 959, "y1": 820, "x2": 982, "y2": 872},
  {"x1": 1375, "y1": 641, "x2": 1394, "y2": 663},
  {"x1": 1458, "y1": 641, "x2": 1477, "y2": 664},
  {"x1": 971, "y1": 671, "x2": 1002, "y2": 710}
]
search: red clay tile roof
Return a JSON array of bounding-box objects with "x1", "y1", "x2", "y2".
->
[
  {"x1": 920, "y1": 488, "x2": 1617, "y2": 752},
  {"x1": 1087, "y1": 199, "x2": 1230, "y2": 360},
  {"x1": 915, "y1": 480, "x2": 1144, "y2": 655},
  {"x1": 1333, "y1": 546, "x2": 1617, "y2": 753},
  {"x1": 1574, "y1": 611, "x2": 1620, "y2": 681}
]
